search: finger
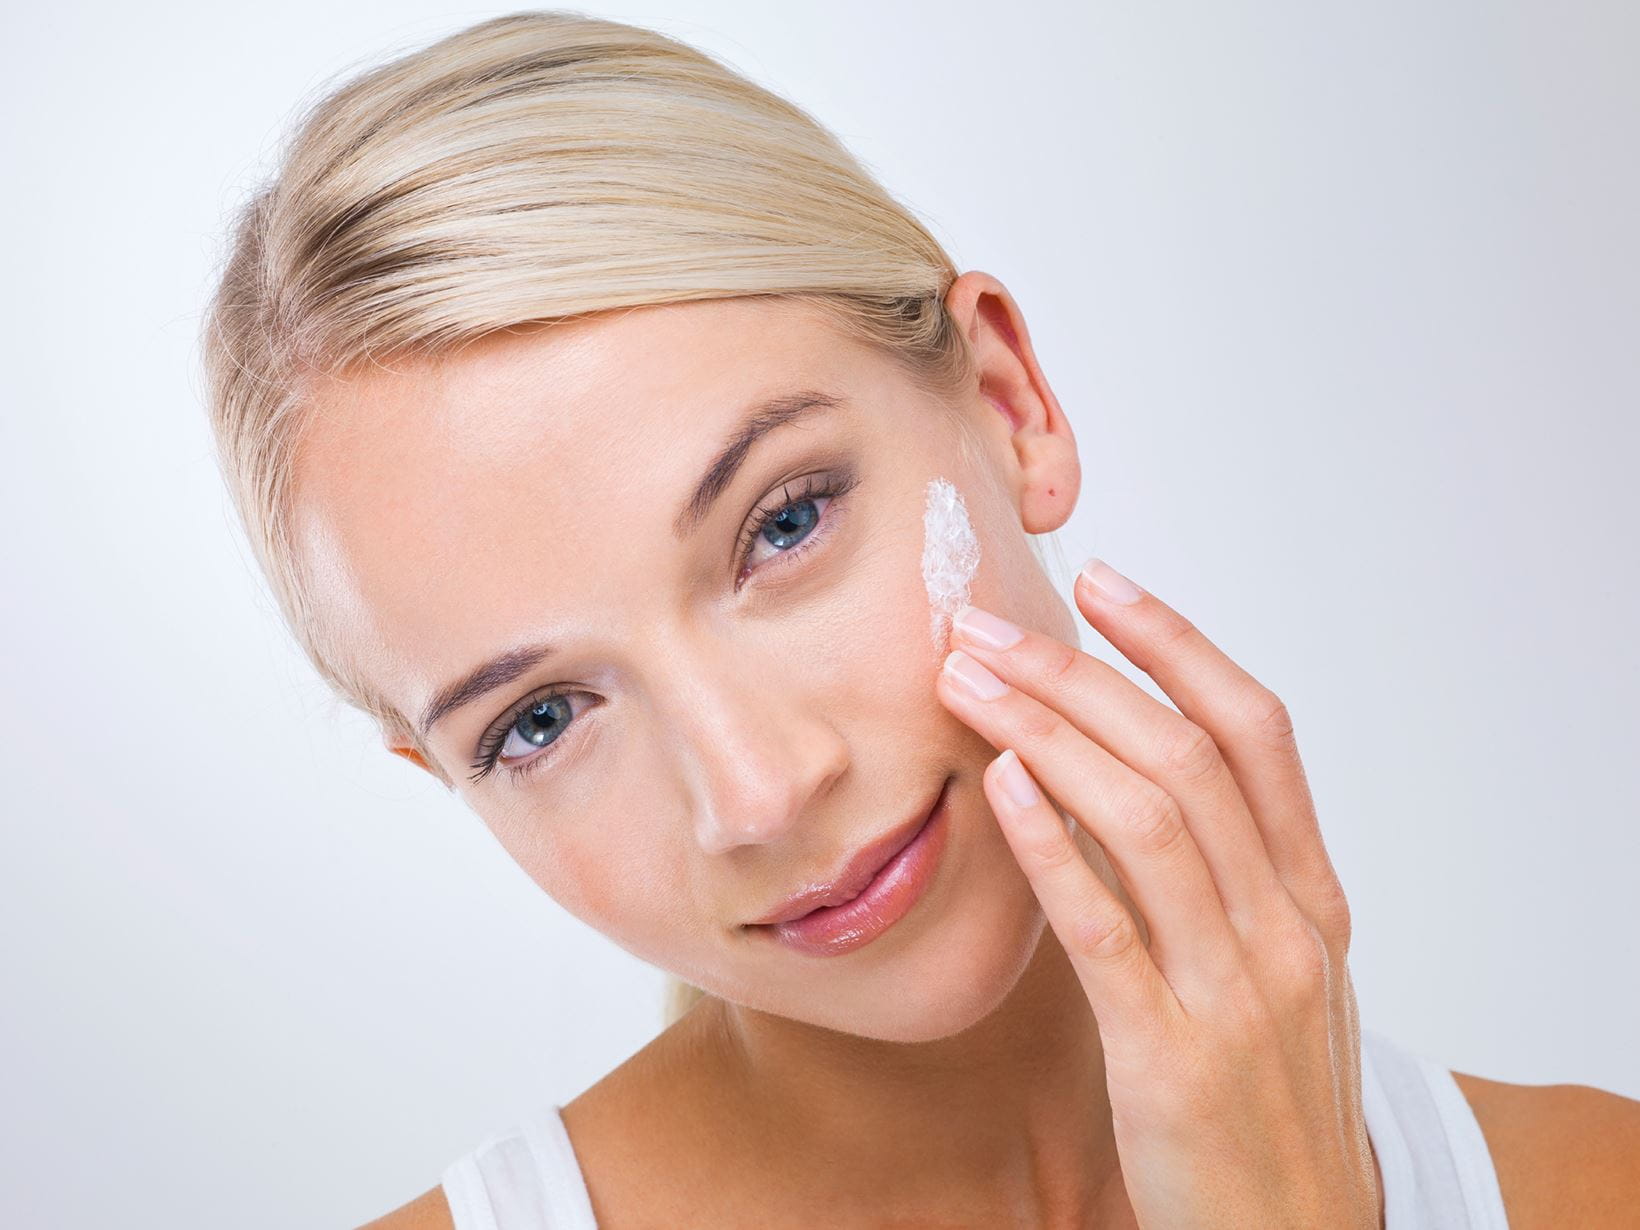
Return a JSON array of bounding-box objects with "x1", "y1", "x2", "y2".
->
[
  {"x1": 1074, "y1": 559, "x2": 1345, "y2": 935},
  {"x1": 984, "y1": 748, "x2": 1179, "y2": 1035},
  {"x1": 938, "y1": 648, "x2": 1243, "y2": 993},
  {"x1": 950, "y1": 602, "x2": 1289, "y2": 933}
]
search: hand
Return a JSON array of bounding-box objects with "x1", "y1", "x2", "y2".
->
[{"x1": 934, "y1": 558, "x2": 1381, "y2": 1230}]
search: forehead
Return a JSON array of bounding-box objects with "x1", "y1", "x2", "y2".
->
[{"x1": 290, "y1": 295, "x2": 901, "y2": 720}]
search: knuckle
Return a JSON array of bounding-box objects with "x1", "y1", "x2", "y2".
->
[
  {"x1": 1017, "y1": 825, "x2": 1082, "y2": 876},
  {"x1": 1245, "y1": 686, "x2": 1296, "y2": 747},
  {"x1": 1155, "y1": 613, "x2": 1200, "y2": 655},
  {"x1": 1069, "y1": 903, "x2": 1141, "y2": 963},
  {"x1": 1155, "y1": 720, "x2": 1223, "y2": 787},
  {"x1": 1038, "y1": 638, "x2": 1083, "y2": 689},
  {"x1": 1272, "y1": 911, "x2": 1332, "y2": 1003},
  {"x1": 1112, "y1": 783, "x2": 1187, "y2": 858},
  {"x1": 1014, "y1": 699, "x2": 1067, "y2": 744}
]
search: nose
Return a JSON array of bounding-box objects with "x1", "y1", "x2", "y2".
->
[{"x1": 661, "y1": 650, "x2": 850, "y2": 857}]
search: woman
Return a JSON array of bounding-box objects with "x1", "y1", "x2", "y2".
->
[{"x1": 199, "y1": 11, "x2": 1639, "y2": 1228}]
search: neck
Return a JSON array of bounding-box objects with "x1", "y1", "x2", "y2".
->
[{"x1": 690, "y1": 914, "x2": 1137, "y2": 1226}]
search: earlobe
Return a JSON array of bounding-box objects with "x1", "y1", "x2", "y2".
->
[
  {"x1": 944, "y1": 270, "x2": 1082, "y2": 534},
  {"x1": 1016, "y1": 431, "x2": 1081, "y2": 535}
]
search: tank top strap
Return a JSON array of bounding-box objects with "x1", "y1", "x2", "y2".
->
[
  {"x1": 1360, "y1": 1026, "x2": 1509, "y2": 1228},
  {"x1": 447, "y1": 1035, "x2": 1507, "y2": 1229},
  {"x1": 520, "y1": 1105, "x2": 600, "y2": 1229},
  {"x1": 440, "y1": 1105, "x2": 599, "y2": 1230}
]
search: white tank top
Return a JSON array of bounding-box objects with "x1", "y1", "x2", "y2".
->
[{"x1": 440, "y1": 1026, "x2": 1509, "y2": 1228}]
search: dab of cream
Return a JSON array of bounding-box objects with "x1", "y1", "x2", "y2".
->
[{"x1": 921, "y1": 477, "x2": 982, "y2": 652}]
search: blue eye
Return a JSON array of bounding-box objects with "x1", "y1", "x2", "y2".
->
[
  {"x1": 467, "y1": 691, "x2": 593, "y2": 786},
  {"x1": 734, "y1": 469, "x2": 858, "y2": 581},
  {"x1": 468, "y1": 466, "x2": 861, "y2": 786}
]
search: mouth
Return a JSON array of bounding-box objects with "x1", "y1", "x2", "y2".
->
[{"x1": 745, "y1": 776, "x2": 953, "y2": 957}]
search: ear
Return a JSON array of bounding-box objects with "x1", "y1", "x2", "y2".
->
[
  {"x1": 383, "y1": 735, "x2": 452, "y2": 789},
  {"x1": 943, "y1": 270, "x2": 1080, "y2": 534}
]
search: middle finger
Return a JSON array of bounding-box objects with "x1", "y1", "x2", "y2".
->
[
  {"x1": 949, "y1": 602, "x2": 1290, "y2": 934},
  {"x1": 938, "y1": 644, "x2": 1242, "y2": 991}
]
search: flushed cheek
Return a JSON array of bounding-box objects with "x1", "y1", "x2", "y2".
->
[
  {"x1": 545, "y1": 833, "x2": 704, "y2": 953},
  {"x1": 843, "y1": 502, "x2": 963, "y2": 669}
]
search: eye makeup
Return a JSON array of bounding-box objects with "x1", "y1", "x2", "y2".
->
[
  {"x1": 465, "y1": 462, "x2": 861, "y2": 785},
  {"x1": 468, "y1": 688, "x2": 596, "y2": 786},
  {"x1": 733, "y1": 465, "x2": 860, "y2": 586}
]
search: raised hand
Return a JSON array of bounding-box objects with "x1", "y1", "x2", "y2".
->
[{"x1": 935, "y1": 558, "x2": 1381, "y2": 1229}]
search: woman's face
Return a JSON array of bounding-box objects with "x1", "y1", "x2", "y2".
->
[{"x1": 294, "y1": 292, "x2": 1082, "y2": 1041}]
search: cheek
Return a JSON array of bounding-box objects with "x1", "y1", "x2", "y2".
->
[
  {"x1": 826, "y1": 535, "x2": 946, "y2": 692},
  {"x1": 481, "y1": 797, "x2": 642, "y2": 926},
  {"x1": 848, "y1": 486, "x2": 977, "y2": 667},
  {"x1": 519, "y1": 819, "x2": 696, "y2": 956},
  {"x1": 792, "y1": 513, "x2": 967, "y2": 742}
]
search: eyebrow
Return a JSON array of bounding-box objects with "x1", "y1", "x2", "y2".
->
[{"x1": 416, "y1": 389, "x2": 845, "y2": 742}]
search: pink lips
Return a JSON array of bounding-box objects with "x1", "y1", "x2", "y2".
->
[{"x1": 751, "y1": 779, "x2": 952, "y2": 957}]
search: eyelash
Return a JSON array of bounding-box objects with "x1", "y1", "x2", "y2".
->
[{"x1": 465, "y1": 467, "x2": 860, "y2": 787}]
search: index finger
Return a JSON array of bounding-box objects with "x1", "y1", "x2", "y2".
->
[
  {"x1": 948, "y1": 601, "x2": 1285, "y2": 930},
  {"x1": 1074, "y1": 559, "x2": 1344, "y2": 929}
]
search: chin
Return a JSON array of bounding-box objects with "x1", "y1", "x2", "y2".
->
[{"x1": 743, "y1": 841, "x2": 1050, "y2": 1044}]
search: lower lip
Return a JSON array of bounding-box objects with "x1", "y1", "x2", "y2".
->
[{"x1": 755, "y1": 779, "x2": 952, "y2": 958}]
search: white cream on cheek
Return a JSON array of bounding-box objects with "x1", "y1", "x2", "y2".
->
[{"x1": 921, "y1": 476, "x2": 982, "y2": 654}]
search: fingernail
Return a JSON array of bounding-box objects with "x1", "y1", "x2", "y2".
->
[
  {"x1": 994, "y1": 749, "x2": 1041, "y2": 808},
  {"x1": 1079, "y1": 557, "x2": 1143, "y2": 605},
  {"x1": 943, "y1": 649, "x2": 1009, "y2": 700},
  {"x1": 953, "y1": 603, "x2": 1024, "y2": 650}
]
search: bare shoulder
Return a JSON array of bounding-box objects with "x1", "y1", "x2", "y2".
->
[
  {"x1": 1451, "y1": 1067, "x2": 1640, "y2": 1229},
  {"x1": 348, "y1": 1015, "x2": 712, "y2": 1230},
  {"x1": 354, "y1": 1184, "x2": 455, "y2": 1230}
]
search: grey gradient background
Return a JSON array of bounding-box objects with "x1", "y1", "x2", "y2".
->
[{"x1": 3, "y1": 2, "x2": 1635, "y2": 1226}]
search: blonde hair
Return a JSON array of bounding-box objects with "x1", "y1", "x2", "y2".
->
[{"x1": 199, "y1": 9, "x2": 1068, "y2": 1031}]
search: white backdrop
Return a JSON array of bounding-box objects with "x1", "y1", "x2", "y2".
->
[{"x1": 3, "y1": 2, "x2": 1635, "y2": 1226}]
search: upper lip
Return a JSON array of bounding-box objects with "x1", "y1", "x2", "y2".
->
[{"x1": 746, "y1": 779, "x2": 948, "y2": 927}]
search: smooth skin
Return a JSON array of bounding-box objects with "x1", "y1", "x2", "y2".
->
[
  {"x1": 348, "y1": 273, "x2": 1639, "y2": 1229},
  {"x1": 942, "y1": 574, "x2": 1381, "y2": 1226}
]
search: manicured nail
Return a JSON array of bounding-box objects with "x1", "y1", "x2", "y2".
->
[
  {"x1": 1079, "y1": 557, "x2": 1143, "y2": 605},
  {"x1": 953, "y1": 603, "x2": 1024, "y2": 650},
  {"x1": 994, "y1": 748, "x2": 1041, "y2": 808},
  {"x1": 943, "y1": 650, "x2": 1009, "y2": 700}
]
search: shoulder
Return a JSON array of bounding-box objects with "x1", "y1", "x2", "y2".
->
[
  {"x1": 354, "y1": 1184, "x2": 455, "y2": 1230},
  {"x1": 348, "y1": 1034, "x2": 684, "y2": 1230},
  {"x1": 1451, "y1": 1068, "x2": 1640, "y2": 1229}
]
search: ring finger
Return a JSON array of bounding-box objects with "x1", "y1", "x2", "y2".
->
[{"x1": 938, "y1": 650, "x2": 1243, "y2": 992}]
